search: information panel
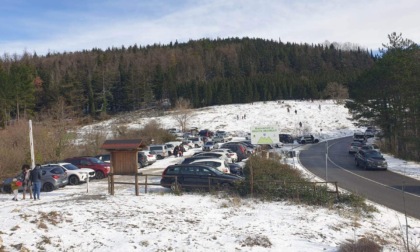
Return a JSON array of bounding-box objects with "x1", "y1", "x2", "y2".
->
[{"x1": 250, "y1": 125, "x2": 279, "y2": 145}]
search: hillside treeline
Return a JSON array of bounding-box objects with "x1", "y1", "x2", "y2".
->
[
  {"x1": 347, "y1": 33, "x2": 420, "y2": 161},
  {"x1": 0, "y1": 37, "x2": 374, "y2": 126}
]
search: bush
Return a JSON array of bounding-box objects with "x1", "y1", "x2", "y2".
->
[
  {"x1": 338, "y1": 237, "x2": 382, "y2": 252},
  {"x1": 236, "y1": 155, "x2": 373, "y2": 212}
]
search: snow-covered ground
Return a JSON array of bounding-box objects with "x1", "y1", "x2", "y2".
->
[{"x1": 1, "y1": 100, "x2": 420, "y2": 251}]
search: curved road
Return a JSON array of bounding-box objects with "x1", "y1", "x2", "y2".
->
[{"x1": 299, "y1": 136, "x2": 420, "y2": 220}]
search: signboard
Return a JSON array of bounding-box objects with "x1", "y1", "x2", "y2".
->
[{"x1": 250, "y1": 125, "x2": 279, "y2": 144}]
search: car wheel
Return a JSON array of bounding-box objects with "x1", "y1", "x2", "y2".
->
[
  {"x1": 168, "y1": 151, "x2": 172, "y2": 156},
  {"x1": 95, "y1": 171, "x2": 105, "y2": 180},
  {"x1": 170, "y1": 181, "x2": 181, "y2": 192},
  {"x1": 301, "y1": 140, "x2": 306, "y2": 144},
  {"x1": 42, "y1": 182, "x2": 54, "y2": 192},
  {"x1": 68, "y1": 175, "x2": 80, "y2": 185},
  {"x1": 157, "y1": 155, "x2": 163, "y2": 160}
]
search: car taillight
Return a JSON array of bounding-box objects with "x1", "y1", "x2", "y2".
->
[
  {"x1": 52, "y1": 175, "x2": 60, "y2": 180},
  {"x1": 148, "y1": 154, "x2": 153, "y2": 157}
]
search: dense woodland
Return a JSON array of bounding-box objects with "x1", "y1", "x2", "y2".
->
[
  {"x1": 0, "y1": 35, "x2": 419, "y2": 161},
  {"x1": 0, "y1": 37, "x2": 375, "y2": 125}
]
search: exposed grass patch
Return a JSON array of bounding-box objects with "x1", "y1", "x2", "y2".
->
[{"x1": 241, "y1": 234, "x2": 272, "y2": 248}]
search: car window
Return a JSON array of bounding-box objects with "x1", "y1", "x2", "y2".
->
[
  {"x1": 180, "y1": 167, "x2": 196, "y2": 175},
  {"x1": 366, "y1": 151, "x2": 383, "y2": 158},
  {"x1": 165, "y1": 167, "x2": 179, "y2": 175},
  {"x1": 80, "y1": 160, "x2": 91, "y2": 165},
  {"x1": 50, "y1": 167, "x2": 64, "y2": 174},
  {"x1": 62, "y1": 163, "x2": 79, "y2": 170},
  {"x1": 196, "y1": 167, "x2": 214, "y2": 176}
]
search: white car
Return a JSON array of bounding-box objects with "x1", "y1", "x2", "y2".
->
[
  {"x1": 193, "y1": 151, "x2": 233, "y2": 163},
  {"x1": 189, "y1": 158, "x2": 231, "y2": 173},
  {"x1": 43, "y1": 163, "x2": 96, "y2": 185},
  {"x1": 211, "y1": 148, "x2": 238, "y2": 163},
  {"x1": 140, "y1": 151, "x2": 157, "y2": 165}
]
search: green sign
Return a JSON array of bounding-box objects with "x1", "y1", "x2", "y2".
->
[{"x1": 250, "y1": 126, "x2": 279, "y2": 144}]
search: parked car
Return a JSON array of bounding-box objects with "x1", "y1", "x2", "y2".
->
[
  {"x1": 160, "y1": 164, "x2": 242, "y2": 192},
  {"x1": 279, "y1": 134, "x2": 294, "y2": 144},
  {"x1": 165, "y1": 143, "x2": 175, "y2": 156},
  {"x1": 137, "y1": 152, "x2": 149, "y2": 168},
  {"x1": 360, "y1": 143, "x2": 380, "y2": 152},
  {"x1": 190, "y1": 158, "x2": 231, "y2": 173},
  {"x1": 198, "y1": 129, "x2": 214, "y2": 138},
  {"x1": 353, "y1": 132, "x2": 366, "y2": 142},
  {"x1": 140, "y1": 150, "x2": 157, "y2": 165},
  {"x1": 297, "y1": 135, "x2": 319, "y2": 144},
  {"x1": 220, "y1": 142, "x2": 248, "y2": 161},
  {"x1": 95, "y1": 154, "x2": 111, "y2": 163},
  {"x1": 192, "y1": 151, "x2": 232, "y2": 163},
  {"x1": 149, "y1": 145, "x2": 169, "y2": 159},
  {"x1": 211, "y1": 148, "x2": 238, "y2": 163},
  {"x1": 188, "y1": 137, "x2": 204, "y2": 148},
  {"x1": 180, "y1": 156, "x2": 218, "y2": 164},
  {"x1": 45, "y1": 163, "x2": 95, "y2": 185},
  {"x1": 95, "y1": 153, "x2": 147, "y2": 168},
  {"x1": 348, "y1": 142, "x2": 363, "y2": 154},
  {"x1": 202, "y1": 141, "x2": 215, "y2": 151},
  {"x1": 2, "y1": 166, "x2": 68, "y2": 193},
  {"x1": 355, "y1": 150, "x2": 388, "y2": 170},
  {"x1": 228, "y1": 163, "x2": 244, "y2": 176},
  {"x1": 63, "y1": 156, "x2": 111, "y2": 179}
]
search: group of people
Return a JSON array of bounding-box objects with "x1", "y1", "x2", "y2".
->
[
  {"x1": 173, "y1": 144, "x2": 186, "y2": 157},
  {"x1": 10, "y1": 164, "x2": 42, "y2": 201}
]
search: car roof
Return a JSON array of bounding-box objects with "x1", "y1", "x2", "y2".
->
[{"x1": 190, "y1": 158, "x2": 224, "y2": 163}]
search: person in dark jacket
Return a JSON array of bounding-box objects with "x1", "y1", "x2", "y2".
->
[
  {"x1": 30, "y1": 164, "x2": 42, "y2": 200},
  {"x1": 173, "y1": 145, "x2": 179, "y2": 157}
]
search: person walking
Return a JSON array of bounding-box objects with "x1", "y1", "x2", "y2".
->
[
  {"x1": 11, "y1": 178, "x2": 21, "y2": 201},
  {"x1": 21, "y1": 164, "x2": 33, "y2": 200},
  {"x1": 30, "y1": 164, "x2": 42, "y2": 200}
]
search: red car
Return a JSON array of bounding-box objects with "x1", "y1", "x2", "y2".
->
[{"x1": 63, "y1": 156, "x2": 111, "y2": 179}]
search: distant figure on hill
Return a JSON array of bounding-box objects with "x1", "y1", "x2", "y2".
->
[{"x1": 294, "y1": 110, "x2": 297, "y2": 115}]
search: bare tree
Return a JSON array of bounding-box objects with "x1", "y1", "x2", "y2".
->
[
  {"x1": 323, "y1": 82, "x2": 349, "y2": 104},
  {"x1": 173, "y1": 98, "x2": 193, "y2": 132}
]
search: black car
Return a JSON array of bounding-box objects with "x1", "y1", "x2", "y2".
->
[
  {"x1": 160, "y1": 164, "x2": 243, "y2": 191},
  {"x1": 228, "y1": 163, "x2": 244, "y2": 176},
  {"x1": 279, "y1": 134, "x2": 294, "y2": 144},
  {"x1": 355, "y1": 150, "x2": 387, "y2": 170}
]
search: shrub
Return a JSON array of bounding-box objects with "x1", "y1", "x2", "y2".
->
[
  {"x1": 236, "y1": 155, "x2": 373, "y2": 212},
  {"x1": 338, "y1": 237, "x2": 382, "y2": 252}
]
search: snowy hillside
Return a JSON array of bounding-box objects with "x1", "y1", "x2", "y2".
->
[{"x1": 1, "y1": 100, "x2": 420, "y2": 252}]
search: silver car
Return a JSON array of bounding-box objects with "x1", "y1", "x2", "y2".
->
[{"x1": 1, "y1": 166, "x2": 68, "y2": 193}]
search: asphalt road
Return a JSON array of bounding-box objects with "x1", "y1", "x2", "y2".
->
[{"x1": 299, "y1": 136, "x2": 420, "y2": 220}]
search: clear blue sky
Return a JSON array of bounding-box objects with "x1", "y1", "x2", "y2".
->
[{"x1": 1, "y1": 0, "x2": 419, "y2": 56}]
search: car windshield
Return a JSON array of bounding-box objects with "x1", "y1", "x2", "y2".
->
[
  {"x1": 62, "y1": 163, "x2": 80, "y2": 170},
  {"x1": 206, "y1": 142, "x2": 214, "y2": 145},
  {"x1": 88, "y1": 157, "x2": 105, "y2": 164},
  {"x1": 366, "y1": 151, "x2": 383, "y2": 158}
]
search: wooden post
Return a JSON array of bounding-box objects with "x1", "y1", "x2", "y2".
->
[
  {"x1": 111, "y1": 174, "x2": 115, "y2": 195},
  {"x1": 145, "y1": 175, "x2": 148, "y2": 194},
  {"x1": 135, "y1": 173, "x2": 139, "y2": 196}
]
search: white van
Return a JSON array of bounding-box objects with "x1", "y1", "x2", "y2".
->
[{"x1": 149, "y1": 145, "x2": 168, "y2": 159}]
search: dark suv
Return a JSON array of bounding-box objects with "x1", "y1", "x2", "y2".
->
[
  {"x1": 160, "y1": 164, "x2": 242, "y2": 191},
  {"x1": 63, "y1": 156, "x2": 111, "y2": 179},
  {"x1": 354, "y1": 150, "x2": 387, "y2": 170},
  {"x1": 279, "y1": 134, "x2": 294, "y2": 144}
]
